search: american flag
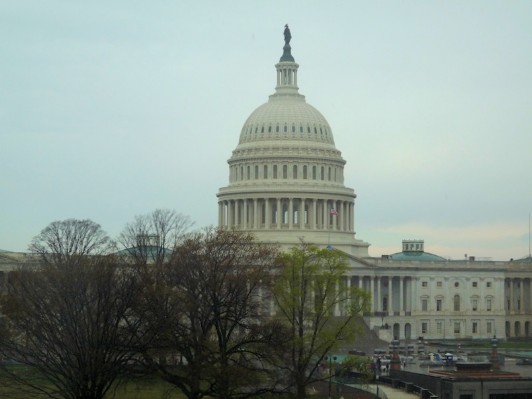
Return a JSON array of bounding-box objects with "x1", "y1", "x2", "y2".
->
[{"x1": 330, "y1": 208, "x2": 338, "y2": 216}]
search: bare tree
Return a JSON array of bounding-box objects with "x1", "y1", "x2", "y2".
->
[
  {"x1": 0, "y1": 219, "x2": 143, "y2": 399},
  {"x1": 272, "y1": 243, "x2": 371, "y2": 399},
  {"x1": 118, "y1": 209, "x2": 193, "y2": 266},
  {"x1": 28, "y1": 218, "x2": 114, "y2": 265},
  {"x1": 135, "y1": 228, "x2": 283, "y2": 399}
]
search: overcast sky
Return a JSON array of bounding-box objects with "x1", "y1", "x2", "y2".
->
[{"x1": 1, "y1": 1, "x2": 531, "y2": 260}]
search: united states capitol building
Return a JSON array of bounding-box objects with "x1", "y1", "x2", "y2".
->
[
  {"x1": 216, "y1": 26, "x2": 532, "y2": 343},
  {"x1": 1, "y1": 27, "x2": 531, "y2": 345}
]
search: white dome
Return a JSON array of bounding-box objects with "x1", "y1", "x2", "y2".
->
[
  {"x1": 238, "y1": 96, "x2": 335, "y2": 146},
  {"x1": 217, "y1": 26, "x2": 369, "y2": 258}
]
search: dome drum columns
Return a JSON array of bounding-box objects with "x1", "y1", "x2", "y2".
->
[{"x1": 218, "y1": 197, "x2": 354, "y2": 233}]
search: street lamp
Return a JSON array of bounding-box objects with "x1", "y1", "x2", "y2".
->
[
  {"x1": 491, "y1": 335, "x2": 500, "y2": 370},
  {"x1": 326, "y1": 355, "x2": 337, "y2": 399},
  {"x1": 391, "y1": 337, "x2": 401, "y2": 371}
]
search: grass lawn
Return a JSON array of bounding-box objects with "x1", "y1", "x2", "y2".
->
[{"x1": 0, "y1": 366, "x2": 183, "y2": 399}]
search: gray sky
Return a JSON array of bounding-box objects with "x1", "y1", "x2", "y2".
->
[{"x1": 1, "y1": 1, "x2": 531, "y2": 260}]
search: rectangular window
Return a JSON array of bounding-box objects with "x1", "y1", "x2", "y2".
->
[
  {"x1": 422, "y1": 299, "x2": 428, "y2": 311},
  {"x1": 487, "y1": 321, "x2": 492, "y2": 334},
  {"x1": 436, "y1": 299, "x2": 442, "y2": 312},
  {"x1": 436, "y1": 321, "x2": 443, "y2": 335},
  {"x1": 472, "y1": 322, "x2": 478, "y2": 334},
  {"x1": 486, "y1": 298, "x2": 492, "y2": 311},
  {"x1": 472, "y1": 281, "x2": 478, "y2": 288},
  {"x1": 487, "y1": 281, "x2": 492, "y2": 288},
  {"x1": 422, "y1": 281, "x2": 428, "y2": 288},
  {"x1": 421, "y1": 322, "x2": 428, "y2": 334},
  {"x1": 472, "y1": 299, "x2": 478, "y2": 311},
  {"x1": 437, "y1": 281, "x2": 442, "y2": 288},
  {"x1": 454, "y1": 322, "x2": 460, "y2": 334}
]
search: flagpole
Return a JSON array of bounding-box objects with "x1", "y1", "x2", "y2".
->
[
  {"x1": 528, "y1": 212, "x2": 532, "y2": 258},
  {"x1": 327, "y1": 208, "x2": 337, "y2": 249}
]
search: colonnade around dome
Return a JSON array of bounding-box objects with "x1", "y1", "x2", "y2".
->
[{"x1": 218, "y1": 197, "x2": 354, "y2": 233}]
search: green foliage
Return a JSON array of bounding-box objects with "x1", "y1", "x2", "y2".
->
[{"x1": 273, "y1": 243, "x2": 371, "y2": 399}]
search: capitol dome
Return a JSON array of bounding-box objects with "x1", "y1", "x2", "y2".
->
[
  {"x1": 217, "y1": 26, "x2": 369, "y2": 257},
  {"x1": 238, "y1": 97, "x2": 335, "y2": 146}
]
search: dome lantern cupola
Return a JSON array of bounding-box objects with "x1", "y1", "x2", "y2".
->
[{"x1": 276, "y1": 24, "x2": 299, "y2": 96}]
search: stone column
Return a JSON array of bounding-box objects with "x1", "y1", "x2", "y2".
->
[
  {"x1": 400, "y1": 277, "x2": 404, "y2": 316},
  {"x1": 253, "y1": 198, "x2": 258, "y2": 229},
  {"x1": 375, "y1": 277, "x2": 381, "y2": 312},
  {"x1": 227, "y1": 200, "x2": 234, "y2": 228},
  {"x1": 243, "y1": 199, "x2": 248, "y2": 229},
  {"x1": 218, "y1": 201, "x2": 224, "y2": 227},
  {"x1": 387, "y1": 277, "x2": 393, "y2": 316},
  {"x1": 312, "y1": 198, "x2": 317, "y2": 229},
  {"x1": 370, "y1": 277, "x2": 375, "y2": 313},
  {"x1": 265, "y1": 198, "x2": 270, "y2": 229},
  {"x1": 277, "y1": 198, "x2": 281, "y2": 229},
  {"x1": 352, "y1": 202, "x2": 356, "y2": 232},
  {"x1": 519, "y1": 278, "x2": 524, "y2": 314},
  {"x1": 299, "y1": 198, "x2": 305, "y2": 228},
  {"x1": 322, "y1": 200, "x2": 328, "y2": 230},
  {"x1": 288, "y1": 198, "x2": 293, "y2": 229}
]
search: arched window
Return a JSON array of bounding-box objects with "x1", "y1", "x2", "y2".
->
[
  {"x1": 293, "y1": 165, "x2": 297, "y2": 179},
  {"x1": 454, "y1": 295, "x2": 460, "y2": 311},
  {"x1": 263, "y1": 165, "x2": 268, "y2": 178},
  {"x1": 283, "y1": 165, "x2": 288, "y2": 179},
  {"x1": 254, "y1": 165, "x2": 259, "y2": 179},
  {"x1": 303, "y1": 165, "x2": 307, "y2": 179},
  {"x1": 273, "y1": 165, "x2": 277, "y2": 179}
]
